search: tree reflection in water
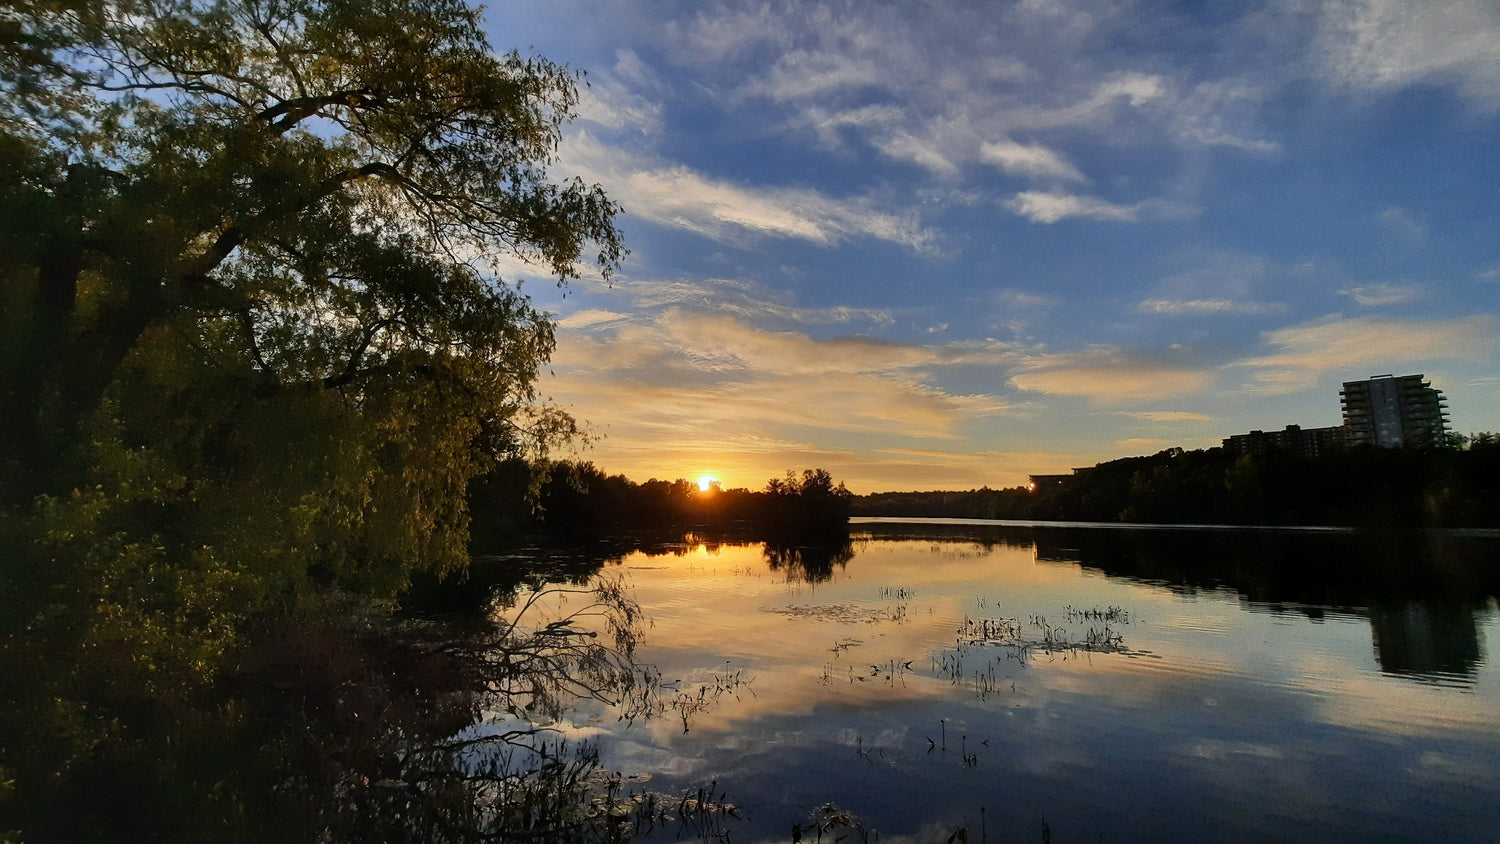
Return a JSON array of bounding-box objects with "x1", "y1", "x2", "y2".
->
[
  {"x1": 763, "y1": 533, "x2": 856, "y2": 583},
  {"x1": 11, "y1": 569, "x2": 745, "y2": 842},
  {"x1": 239, "y1": 579, "x2": 654, "y2": 842},
  {"x1": 853, "y1": 520, "x2": 1498, "y2": 685}
]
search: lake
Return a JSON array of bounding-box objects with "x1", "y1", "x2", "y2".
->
[{"x1": 491, "y1": 519, "x2": 1500, "y2": 842}]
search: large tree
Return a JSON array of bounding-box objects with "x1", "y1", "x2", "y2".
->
[
  {"x1": 0, "y1": 2, "x2": 624, "y2": 826},
  {"x1": 1, "y1": 0, "x2": 622, "y2": 563}
]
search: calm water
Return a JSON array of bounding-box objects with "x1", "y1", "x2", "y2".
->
[{"x1": 498, "y1": 520, "x2": 1500, "y2": 842}]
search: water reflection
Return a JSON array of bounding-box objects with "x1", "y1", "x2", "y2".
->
[
  {"x1": 763, "y1": 534, "x2": 855, "y2": 583},
  {"x1": 1026, "y1": 524, "x2": 1496, "y2": 685},
  {"x1": 1369, "y1": 602, "x2": 1483, "y2": 682},
  {"x1": 482, "y1": 521, "x2": 1500, "y2": 842},
  {"x1": 850, "y1": 520, "x2": 1499, "y2": 684}
]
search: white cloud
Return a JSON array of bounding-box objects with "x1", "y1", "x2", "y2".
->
[
  {"x1": 1121, "y1": 410, "x2": 1216, "y2": 423},
  {"x1": 574, "y1": 51, "x2": 664, "y2": 135},
  {"x1": 1376, "y1": 205, "x2": 1428, "y2": 243},
  {"x1": 664, "y1": 2, "x2": 1278, "y2": 183},
  {"x1": 745, "y1": 48, "x2": 884, "y2": 101},
  {"x1": 1169, "y1": 80, "x2": 1282, "y2": 154},
  {"x1": 602, "y1": 276, "x2": 896, "y2": 328},
  {"x1": 1009, "y1": 350, "x2": 1214, "y2": 402},
  {"x1": 980, "y1": 139, "x2": 1087, "y2": 182},
  {"x1": 1091, "y1": 72, "x2": 1169, "y2": 107},
  {"x1": 662, "y1": 3, "x2": 790, "y2": 64},
  {"x1": 995, "y1": 289, "x2": 1060, "y2": 310},
  {"x1": 560, "y1": 133, "x2": 937, "y2": 251},
  {"x1": 873, "y1": 128, "x2": 965, "y2": 177},
  {"x1": 1006, "y1": 191, "x2": 1196, "y2": 224},
  {"x1": 1238, "y1": 314, "x2": 1500, "y2": 392},
  {"x1": 555, "y1": 309, "x2": 629, "y2": 329},
  {"x1": 1134, "y1": 298, "x2": 1286, "y2": 316},
  {"x1": 798, "y1": 103, "x2": 906, "y2": 149},
  {"x1": 1007, "y1": 191, "x2": 1136, "y2": 223},
  {"x1": 1338, "y1": 283, "x2": 1424, "y2": 306},
  {"x1": 1311, "y1": 0, "x2": 1500, "y2": 108}
]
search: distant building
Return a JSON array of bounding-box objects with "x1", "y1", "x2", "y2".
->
[
  {"x1": 1340, "y1": 374, "x2": 1449, "y2": 449},
  {"x1": 1222, "y1": 424, "x2": 1347, "y2": 459}
]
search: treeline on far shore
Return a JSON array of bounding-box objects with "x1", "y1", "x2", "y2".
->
[
  {"x1": 852, "y1": 435, "x2": 1500, "y2": 529},
  {"x1": 468, "y1": 462, "x2": 853, "y2": 547}
]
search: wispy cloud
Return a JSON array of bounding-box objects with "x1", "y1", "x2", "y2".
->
[
  {"x1": 662, "y1": 1, "x2": 1279, "y2": 181},
  {"x1": 1009, "y1": 350, "x2": 1214, "y2": 402},
  {"x1": 1119, "y1": 410, "x2": 1216, "y2": 423},
  {"x1": 555, "y1": 309, "x2": 630, "y2": 329},
  {"x1": 1376, "y1": 205, "x2": 1428, "y2": 243},
  {"x1": 1134, "y1": 298, "x2": 1286, "y2": 316},
  {"x1": 995, "y1": 290, "x2": 1060, "y2": 310},
  {"x1": 1238, "y1": 314, "x2": 1500, "y2": 392},
  {"x1": 1311, "y1": 0, "x2": 1500, "y2": 109},
  {"x1": 574, "y1": 50, "x2": 665, "y2": 135},
  {"x1": 1147, "y1": 248, "x2": 1278, "y2": 303},
  {"x1": 743, "y1": 46, "x2": 885, "y2": 102},
  {"x1": 1338, "y1": 283, "x2": 1424, "y2": 306},
  {"x1": 980, "y1": 139, "x2": 1087, "y2": 182},
  {"x1": 591, "y1": 276, "x2": 897, "y2": 329},
  {"x1": 561, "y1": 133, "x2": 937, "y2": 251},
  {"x1": 1007, "y1": 191, "x2": 1197, "y2": 224}
]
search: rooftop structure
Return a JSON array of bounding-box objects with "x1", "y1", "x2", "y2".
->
[{"x1": 1222, "y1": 424, "x2": 1347, "y2": 458}]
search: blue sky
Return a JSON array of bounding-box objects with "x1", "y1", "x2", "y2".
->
[{"x1": 481, "y1": 0, "x2": 1500, "y2": 492}]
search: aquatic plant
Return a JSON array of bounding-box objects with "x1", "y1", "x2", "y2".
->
[{"x1": 793, "y1": 803, "x2": 874, "y2": 843}]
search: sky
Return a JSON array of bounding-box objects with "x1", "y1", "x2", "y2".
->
[{"x1": 479, "y1": 0, "x2": 1500, "y2": 493}]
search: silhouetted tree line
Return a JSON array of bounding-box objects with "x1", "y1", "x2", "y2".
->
[
  {"x1": 468, "y1": 462, "x2": 854, "y2": 546},
  {"x1": 852, "y1": 486, "x2": 1034, "y2": 519},
  {"x1": 1037, "y1": 436, "x2": 1500, "y2": 527},
  {"x1": 850, "y1": 435, "x2": 1500, "y2": 528}
]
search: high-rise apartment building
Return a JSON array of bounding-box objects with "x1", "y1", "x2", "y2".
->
[{"x1": 1340, "y1": 374, "x2": 1449, "y2": 449}]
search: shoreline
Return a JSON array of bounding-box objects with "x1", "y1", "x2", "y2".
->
[{"x1": 851, "y1": 515, "x2": 1500, "y2": 538}]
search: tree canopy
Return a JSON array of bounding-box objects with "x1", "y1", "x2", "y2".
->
[
  {"x1": 1, "y1": 2, "x2": 624, "y2": 833},
  {"x1": 3, "y1": 0, "x2": 622, "y2": 499}
]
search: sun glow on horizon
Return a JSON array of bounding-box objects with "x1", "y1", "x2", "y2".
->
[{"x1": 697, "y1": 474, "x2": 720, "y2": 492}]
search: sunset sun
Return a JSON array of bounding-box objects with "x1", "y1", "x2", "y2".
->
[{"x1": 696, "y1": 474, "x2": 719, "y2": 492}]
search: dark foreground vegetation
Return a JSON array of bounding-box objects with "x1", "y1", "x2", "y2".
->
[
  {"x1": 854, "y1": 437, "x2": 1500, "y2": 529},
  {"x1": 0, "y1": 1, "x2": 720, "y2": 839}
]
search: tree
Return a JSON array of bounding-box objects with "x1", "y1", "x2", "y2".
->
[
  {"x1": 0, "y1": 1, "x2": 624, "y2": 829},
  {"x1": 3, "y1": 0, "x2": 622, "y2": 500},
  {"x1": 2, "y1": 0, "x2": 624, "y2": 572},
  {"x1": 763, "y1": 468, "x2": 853, "y2": 532}
]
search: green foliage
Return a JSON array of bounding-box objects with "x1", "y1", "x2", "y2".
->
[{"x1": 1, "y1": 1, "x2": 624, "y2": 837}]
